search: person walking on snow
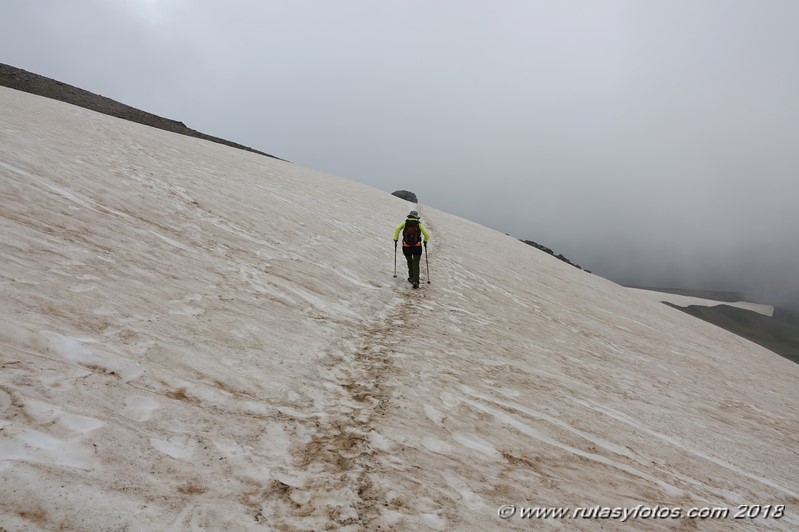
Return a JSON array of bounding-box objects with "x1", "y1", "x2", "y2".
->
[{"x1": 394, "y1": 210, "x2": 430, "y2": 289}]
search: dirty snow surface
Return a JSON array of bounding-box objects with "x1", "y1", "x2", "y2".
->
[{"x1": 2, "y1": 87, "x2": 798, "y2": 531}]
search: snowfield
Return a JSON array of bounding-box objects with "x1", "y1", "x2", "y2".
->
[{"x1": 1, "y1": 86, "x2": 798, "y2": 531}]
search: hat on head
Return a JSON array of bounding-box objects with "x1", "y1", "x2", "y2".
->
[{"x1": 409, "y1": 210, "x2": 419, "y2": 217}]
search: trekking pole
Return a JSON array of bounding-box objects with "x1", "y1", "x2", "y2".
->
[
  {"x1": 424, "y1": 242, "x2": 430, "y2": 283},
  {"x1": 393, "y1": 241, "x2": 398, "y2": 278}
]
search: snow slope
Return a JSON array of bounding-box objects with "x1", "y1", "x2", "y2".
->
[{"x1": 1, "y1": 86, "x2": 798, "y2": 531}]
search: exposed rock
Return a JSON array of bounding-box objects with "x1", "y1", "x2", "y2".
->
[
  {"x1": 391, "y1": 190, "x2": 418, "y2": 203},
  {"x1": 520, "y1": 239, "x2": 589, "y2": 272}
]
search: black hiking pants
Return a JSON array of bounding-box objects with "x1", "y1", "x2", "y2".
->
[{"x1": 403, "y1": 245, "x2": 423, "y2": 284}]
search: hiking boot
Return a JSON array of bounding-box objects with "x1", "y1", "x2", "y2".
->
[{"x1": 412, "y1": 282, "x2": 419, "y2": 289}]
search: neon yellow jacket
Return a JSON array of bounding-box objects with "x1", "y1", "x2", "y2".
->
[{"x1": 394, "y1": 218, "x2": 430, "y2": 246}]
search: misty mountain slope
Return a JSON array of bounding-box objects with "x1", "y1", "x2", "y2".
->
[
  {"x1": 1, "y1": 86, "x2": 798, "y2": 531},
  {"x1": 0, "y1": 63, "x2": 282, "y2": 160},
  {"x1": 664, "y1": 304, "x2": 799, "y2": 367}
]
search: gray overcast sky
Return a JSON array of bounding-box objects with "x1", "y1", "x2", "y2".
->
[{"x1": 2, "y1": 0, "x2": 798, "y2": 304}]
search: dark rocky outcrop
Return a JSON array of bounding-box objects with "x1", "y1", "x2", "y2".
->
[
  {"x1": 391, "y1": 190, "x2": 418, "y2": 203},
  {"x1": 0, "y1": 63, "x2": 283, "y2": 160},
  {"x1": 520, "y1": 239, "x2": 589, "y2": 273}
]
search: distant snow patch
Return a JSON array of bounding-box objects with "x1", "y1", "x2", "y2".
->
[{"x1": 627, "y1": 288, "x2": 774, "y2": 317}]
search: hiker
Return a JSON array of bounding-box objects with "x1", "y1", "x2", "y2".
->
[{"x1": 394, "y1": 210, "x2": 430, "y2": 288}]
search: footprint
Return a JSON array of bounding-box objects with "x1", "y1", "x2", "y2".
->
[
  {"x1": 0, "y1": 389, "x2": 11, "y2": 411},
  {"x1": 2, "y1": 429, "x2": 96, "y2": 470},
  {"x1": 123, "y1": 396, "x2": 160, "y2": 422},
  {"x1": 150, "y1": 435, "x2": 196, "y2": 460},
  {"x1": 68, "y1": 283, "x2": 98, "y2": 293},
  {"x1": 59, "y1": 414, "x2": 104, "y2": 434},
  {"x1": 421, "y1": 436, "x2": 452, "y2": 455}
]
